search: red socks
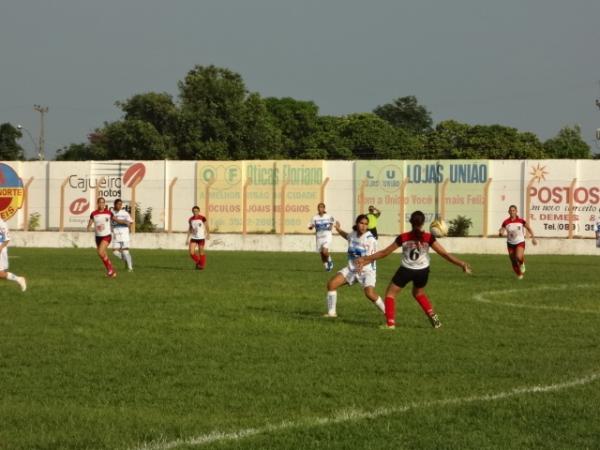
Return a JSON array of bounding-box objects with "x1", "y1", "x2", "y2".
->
[
  {"x1": 414, "y1": 294, "x2": 434, "y2": 316},
  {"x1": 384, "y1": 297, "x2": 395, "y2": 326},
  {"x1": 101, "y1": 255, "x2": 114, "y2": 273},
  {"x1": 199, "y1": 254, "x2": 206, "y2": 268},
  {"x1": 511, "y1": 263, "x2": 522, "y2": 275}
]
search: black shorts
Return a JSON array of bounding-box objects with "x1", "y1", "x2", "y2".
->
[{"x1": 391, "y1": 266, "x2": 430, "y2": 288}]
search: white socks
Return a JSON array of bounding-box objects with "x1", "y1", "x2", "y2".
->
[
  {"x1": 373, "y1": 296, "x2": 385, "y2": 313},
  {"x1": 6, "y1": 272, "x2": 17, "y2": 282},
  {"x1": 326, "y1": 291, "x2": 337, "y2": 316},
  {"x1": 122, "y1": 250, "x2": 133, "y2": 270}
]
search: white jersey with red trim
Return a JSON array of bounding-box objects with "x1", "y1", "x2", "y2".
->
[
  {"x1": 189, "y1": 215, "x2": 207, "y2": 240},
  {"x1": 345, "y1": 230, "x2": 377, "y2": 273},
  {"x1": 90, "y1": 209, "x2": 113, "y2": 237},
  {"x1": 501, "y1": 216, "x2": 527, "y2": 245},
  {"x1": 395, "y1": 231, "x2": 437, "y2": 270}
]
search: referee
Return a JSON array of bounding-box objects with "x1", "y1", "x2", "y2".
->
[{"x1": 366, "y1": 205, "x2": 381, "y2": 239}]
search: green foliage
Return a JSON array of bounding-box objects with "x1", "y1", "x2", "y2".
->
[
  {"x1": 134, "y1": 204, "x2": 157, "y2": 232},
  {"x1": 55, "y1": 142, "x2": 106, "y2": 161},
  {"x1": 2, "y1": 249, "x2": 600, "y2": 449},
  {"x1": 0, "y1": 123, "x2": 25, "y2": 160},
  {"x1": 448, "y1": 215, "x2": 473, "y2": 236},
  {"x1": 27, "y1": 212, "x2": 41, "y2": 231},
  {"x1": 373, "y1": 95, "x2": 433, "y2": 134},
  {"x1": 543, "y1": 125, "x2": 592, "y2": 159}
]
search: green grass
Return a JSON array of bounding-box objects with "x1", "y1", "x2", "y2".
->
[{"x1": 1, "y1": 248, "x2": 599, "y2": 450}]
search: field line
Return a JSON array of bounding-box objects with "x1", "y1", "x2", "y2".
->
[
  {"x1": 472, "y1": 283, "x2": 600, "y2": 314},
  {"x1": 130, "y1": 371, "x2": 600, "y2": 450}
]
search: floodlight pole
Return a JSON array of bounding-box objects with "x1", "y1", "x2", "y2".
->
[{"x1": 34, "y1": 104, "x2": 49, "y2": 160}]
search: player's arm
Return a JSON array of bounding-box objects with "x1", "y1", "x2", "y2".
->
[
  {"x1": 356, "y1": 240, "x2": 399, "y2": 268},
  {"x1": 204, "y1": 218, "x2": 210, "y2": 240},
  {"x1": 334, "y1": 221, "x2": 348, "y2": 239},
  {"x1": 498, "y1": 225, "x2": 506, "y2": 237},
  {"x1": 524, "y1": 223, "x2": 537, "y2": 245},
  {"x1": 431, "y1": 240, "x2": 472, "y2": 273},
  {"x1": 373, "y1": 207, "x2": 381, "y2": 217},
  {"x1": 87, "y1": 218, "x2": 94, "y2": 231},
  {"x1": 186, "y1": 222, "x2": 192, "y2": 244}
]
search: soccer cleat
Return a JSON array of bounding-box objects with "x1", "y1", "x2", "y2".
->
[
  {"x1": 322, "y1": 312, "x2": 338, "y2": 318},
  {"x1": 517, "y1": 274, "x2": 524, "y2": 280},
  {"x1": 107, "y1": 271, "x2": 117, "y2": 278},
  {"x1": 16, "y1": 276, "x2": 27, "y2": 292},
  {"x1": 379, "y1": 324, "x2": 396, "y2": 330},
  {"x1": 127, "y1": 268, "x2": 134, "y2": 272},
  {"x1": 520, "y1": 263, "x2": 526, "y2": 273},
  {"x1": 325, "y1": 261, "x2": 333, "y2": 272},
  {"x1": 428, "y1": 313, "x2": 442, "y2": 329},
  {"x1": 196, "y1": 264, "x2": 205, "y2": 270}
]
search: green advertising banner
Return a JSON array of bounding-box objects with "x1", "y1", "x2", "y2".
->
[{"x1": 355, "y1": 160, "x2": 490, "y2": 235}]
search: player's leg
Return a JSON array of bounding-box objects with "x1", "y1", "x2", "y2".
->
[
  {"x1": 325, "y1": 272, "x2": 347, "y2": 317},
  {"x1": 507, "y1": 246, "x2": 522, "y2": 277},
  {"x1": 198, "y1": 240, "x2": 206, "y2": 269},
  {"x1": 98, "y1": 238, "x2": 116, "y2": 277},
  {"x1": 0, "y1": 252, "x2": 26, "y2": 292},
  {"x1": 515, "y1": 244, "x2": 526, "y2": 273},
  {"x1": 188, "y1": 240, "x2": 200, "y2": 266},
  {"x1": 320, "y1": 243, "x2": 333, "y2": 271},
  {"x1": 382, "y1": 278, "x2": 404, "y2": 329},
  {"x1": 412, "y1": 277, "x2": 441, "y2": 329},
  {"x1": 121, "y1": 246, "x2": 133, "y2": 271},
  {"x1": 363, "y1": 284, "x2": 385, "y2": 314}
]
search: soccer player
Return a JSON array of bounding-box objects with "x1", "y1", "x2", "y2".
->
[
  {"x1": 356, "y1": 210, "x2": 471, "y2": 330},
  {"x1": 499, "y1": 205, "x2": 537, "y2": 279},
  {"x1": 187, "y1": 206, "x2": 209, "y2": 270},
  {"x1": 0, "y1": 217, "x2": 27, "y2": 291},
  {"x1": 595, "y1": 216, "x2": 600, "y2": 248},
  {"x1": 111, "y1": 199, "x2": 134, "y2": 272},
  {"x1": 323, "y1": 215, "x2": 385, "y2": 318},
  {"x1": 87, "y1": 197, "x2": 117, "y2": 278},
  {"x1": 366, "y1": 205, "x2": 381, "y2": 239},
  {"x1": 308, "y1": 202, "x2": 335, "y2": 271}
]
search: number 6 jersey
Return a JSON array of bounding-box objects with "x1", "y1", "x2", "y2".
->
[{"x1": 394, "y1": 231, "x2": 437, "y2": 270}]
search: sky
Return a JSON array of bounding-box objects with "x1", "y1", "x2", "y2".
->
[{"x1": 1, "y1": 0, "x2": 600, "y2": 160}]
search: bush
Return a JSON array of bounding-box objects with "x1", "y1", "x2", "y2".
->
[
  {"x1": 28, "y1": 212, "x2": 41, "y2": 231},
  {"x1": 134, "y1": 204, "x2": 157, "y2": 232},
  {"x1": 448, "y1": 215, "x2": 472, "y2": 237}
]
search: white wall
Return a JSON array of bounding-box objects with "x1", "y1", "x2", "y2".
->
[{"x1": 10, "y1": 231, "x2": 600, "y2": 255}]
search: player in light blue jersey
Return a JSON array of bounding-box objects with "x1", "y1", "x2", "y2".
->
[
  {"x1": 111, "y1": 199, "x2": 134, "y2": 271},
  {"x1": 308, "y1": 203, "x2": 335, "y2": 271},
  {"x1": 322, "y1": 214, "x2": 385, "y2": 318}
]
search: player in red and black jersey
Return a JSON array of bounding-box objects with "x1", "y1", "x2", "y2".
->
[
  {"x1": 357, "y1": 210, "x2": 471, "y2": 330},
  {"x1": 186, "y1": 206, "x2": 210, "y2": 270},
  {"x1": 499, "y1": 205, "x2": 537, "y2": 279},
  {"x1": 87, "y1": 197, "x2": 117, "y2": 278}
]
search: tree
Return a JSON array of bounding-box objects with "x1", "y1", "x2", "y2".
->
[
  {"x1": 543, "y1": 125, "x2": 592, "y2": 159},
  {"x1": 425, "y1": 120, "x2": 546, "y2": 159},
  {"x1": 102, "y1": 120, "x2": 176, "y2": 160},
  {"x1": 55, "y1": 142, "x2": 106, "y2": 161},
  {"x1": 338, "y1": 113, "x2": 423, "y2": 159},
  {"x1": 116, "y1": 92, "x2": 179, "y2": 136},
  {"x1": 264, "y1": 97, "x2": 320, "y2": 158},
  {"x1": 373, "y1": 96, "x2": 433, "y2": 134},
  {"x1": 0, "y1": 123, "x2": 25, "y2": 160}
]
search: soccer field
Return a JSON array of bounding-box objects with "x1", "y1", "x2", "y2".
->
[{"x1": 1, "y1": 248, "x2": 599, "y2": 450}]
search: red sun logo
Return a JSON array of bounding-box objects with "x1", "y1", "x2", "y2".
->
[{"x1": 69, "y1": 198, "x2": 90, "y2": 215}]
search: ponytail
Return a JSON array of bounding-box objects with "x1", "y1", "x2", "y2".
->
[{"x1": 409, "y1": 211, "x2": 426, "y2": 243}]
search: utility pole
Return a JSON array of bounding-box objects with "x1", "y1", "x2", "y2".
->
[{"x1": 34, "y1": 104, "x2": 49, "y2": 160}]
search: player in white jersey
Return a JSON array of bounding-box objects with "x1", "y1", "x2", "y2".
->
[
  {"x1": 323, "y1": 215, "x2": 385, "y2": 318},
  {"x1": 308, "y1": 202, "x2": 335, "y2": 271},
  {"x1": 357, "y1": 210, "x2": 471, "y2": 330},
  {"x1": 595, "y1": 217, "x2": 600, "y2": 248},
  {"x1": 0, "y1": 218, "x2": 27, "y2": 291},
  {"x1": 111, "y1": 199, "x2": 134, "y2": 272},
  {"x1": 499, "y1": 205, "x2": 537, "y2": 279},
  {"x1": 87, "y1": 197, "x2": 117, "y2": 277}
]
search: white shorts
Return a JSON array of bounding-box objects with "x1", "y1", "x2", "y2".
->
[
  {"x1": 0, "y1": 248, "x2": 8, "y2": 271},
  {"x1": 339, "y1": 266, "x2": 376, "y2": 288},
  {"x1": 597, "y1": 238, "x2": 600, "y2": 248},
  {"x1": 316, "y1": 235, "x2": 332, "y2": 252},
  {"x1": 112, "y1": 236, "x2": 131, "y2": 249}
]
